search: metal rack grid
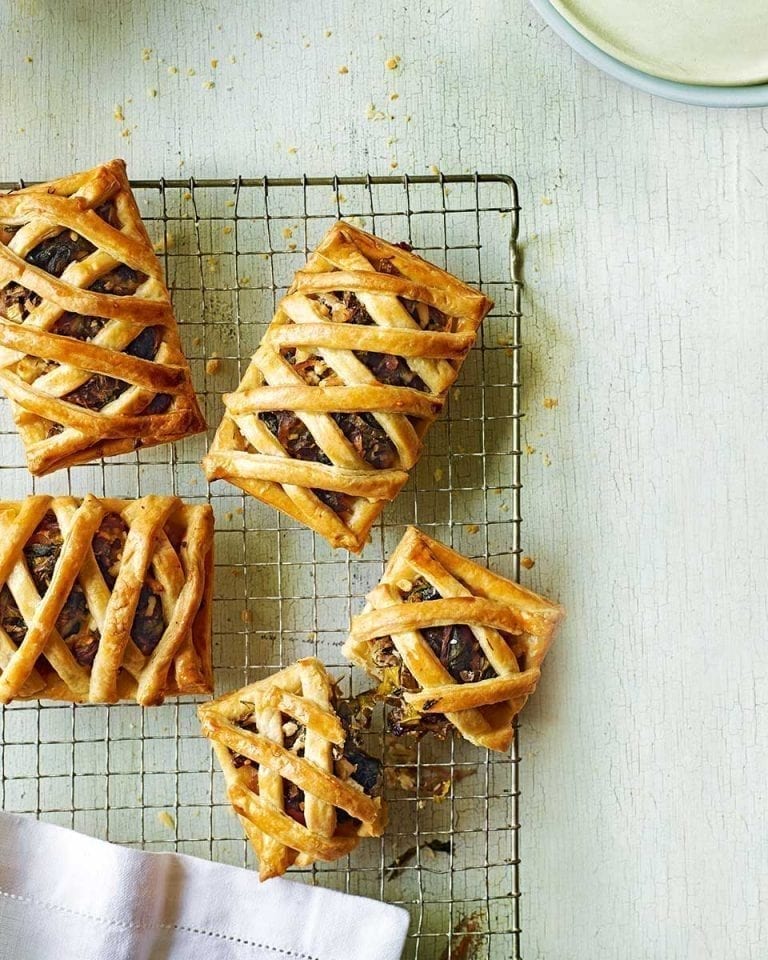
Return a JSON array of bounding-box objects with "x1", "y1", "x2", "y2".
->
[{"x1": 0, "y1": 173, "x2": 523, "y2": 960}]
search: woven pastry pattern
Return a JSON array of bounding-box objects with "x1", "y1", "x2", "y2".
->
[
  {"x1": 0, "y1": 494, "x2": 213, "y2": 706},
  {"x1": 344, "y1": 527, "x2": 563, "y2": 752},
  {"x1": 199, "y1": 657, "x2": 385, "y2": 880},
  {"x1": 0, "y1": 160, "x2": 204, "y2": 475},
  {"x1": 204, "y1": 221, "x2": 492, "y2": 552}
]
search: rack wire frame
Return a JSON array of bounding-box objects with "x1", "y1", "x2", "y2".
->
[{"x1": 0, "y1": 173, "x2": 523, "y2": 960}]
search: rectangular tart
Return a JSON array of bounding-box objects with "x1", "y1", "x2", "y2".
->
[
  {"x1": 0, "y1": 159, "x2": 205, "y2": 475},
  {"x1": 0, "y1": 494, "x2": 213, "y2": 705},
  {"x1": 203, "y1": 222, "x2": 492, "y2": 552}
]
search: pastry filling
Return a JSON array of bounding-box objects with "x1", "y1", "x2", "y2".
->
[
  {"x1": 0, "y1": 202, "x2": 167, "y2": 437},
  {"x1": 0, "y1": 284, "x2": 41, "y2": 323},
  {"x1": 312, "y1": 288, "x2": 450, "y2": 392},
  {"x1": 370, "y1": 576, "x2": 497, "y2": 737},
  {"x1": 26, "y1": 231, "x2": 96, "y2": 277},
  {"x1": 232, "y1": 705, "x2": 382, "y2": 829},
  {"x1": 92, "y1": 512, "x2": 166, "y2": 657},
  {"x1": 0, "y1": 512, "x2": 98, "y2": 666},
  {"x1": 258, "y1": 401, "x2": 397, "y2": 518},
  {"x1": 0, "y1": 511, "x2": 167, "y2": 671}
]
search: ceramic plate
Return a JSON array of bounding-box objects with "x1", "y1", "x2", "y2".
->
[{"x1": 529, "y1": 0, "x2": 768, "y2": 108}]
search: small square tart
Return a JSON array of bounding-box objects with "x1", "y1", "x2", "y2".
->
[
  {"x1": 343, "y1": 527, "x2": 564, "y2": 752},
  {"x1": 0, "y1": 159, "x2": 205, "y2": 475},
  {"x1": 198, "y1": 657, "x2": 386, "y2": 880},
  {"x1": 203, "y1": 221, "x2": 492, "y2": 552}
]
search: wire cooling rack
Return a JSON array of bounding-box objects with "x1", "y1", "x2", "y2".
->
[{"x1": 0, "y1": 174, "x2": 522, "y2": 960}]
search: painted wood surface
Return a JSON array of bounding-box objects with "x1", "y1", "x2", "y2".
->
[{"x1": 2, "y1": 1, "x2": 766, "y2": 956}]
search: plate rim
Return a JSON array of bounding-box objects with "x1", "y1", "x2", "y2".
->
[{"x1": 528, "y1": 0, "x2": 768, "y2": 108}]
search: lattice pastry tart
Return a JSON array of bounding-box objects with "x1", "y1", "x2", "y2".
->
[
  {"x1": 0, "y1": 159, "x2": 205, "y2": 475},
  {"x1": 343, "y1": 527, "x2": 563, "y2": 752},
  {"x1": 199, "y1": 657, "x2": 386, "y2": 880},
  {"x1": 203, "y1": 221, "x2": 492, "y2": 552},
  {"x1": 0, "y1": 494, "x2": 213, "y2": 705}
]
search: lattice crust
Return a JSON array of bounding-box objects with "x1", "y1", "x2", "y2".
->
[
  {"x1": 203, "y1": 221, "x2": 492, "y2": 552},
  {"x1": 0, "y1": 494, "x2": 213, "y2": 705},
  {"x1": 0, "y1": 159, "x2": 205, "y2": 475},
  {"x1": 199, "y1": 657, "x2": 386, "y2": 881},
  {"x1": 343, "y1": 527, "x2": 564, "y2": 752}
]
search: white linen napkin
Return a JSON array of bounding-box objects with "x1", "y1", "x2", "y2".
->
[{"x1": 0, "y1": 812, "x2": 409, "y2": 960}]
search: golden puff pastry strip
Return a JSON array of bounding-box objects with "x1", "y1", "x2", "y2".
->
[
  {"x1": 0, "y1": 494, "x2": 213, "y2": 705},
  {"x1": 198, "y1": 657, "x2": 386, "y2": 881},
  {"x1": 343, "y1": 526, "x2": 564, "y2": 753},
  {"x1": 0, "y1": 159, "x2": 205, "y2": 475},
  {"x1": 203, "y1": 221, "x2": 492, "y2": 552}
]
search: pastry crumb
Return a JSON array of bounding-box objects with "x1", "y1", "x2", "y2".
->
[
  {"x1": 239, "y1": 275, "x2": 251, "y2": 286},
  {"x1": 385, "y1": 55, "x2": 401, "y2": 70},
  {"x1": 365, "y1": 103, "x2": 386, "y2": 121},
  {"x1": 287, "y1": 146, "x2": 298, "y2": 154},
  {"x1": 235, "y1": 507, "x2": 244, "y2": 515},
  {"x1": 541, "y1": 196, "x2": 553, "y2": 206},
  {"x1": 113, "y1": 104, "x2": 124, "y2": 122},
  {"x1": 542, "y1": 453, "x2": 552, "y2": 467},
  {"x1": 168, "y1": 65, "x2": 178, "y2": 75},
  {"x1": 338, "y1": 65, "x2": 349, "y2": 74},
  {"x1": 120, "y1": 128, "x2": 131, "y2": 139},
  {"x1": 206, "y1": 355, "x2": 222, "y2": 375},
  {"x1": 25, "y1": 55, "x2": 33, "y2": 64},
  {"x1": 521, "y1": 555, "x2": 536, "y2": 570},
  {"x1": 147, "y1": 87, "x2": 158, "y2": 98},
  {"x1": 325, "y1": 29, "x2": 333, "y2": 37},
  {"x1": 282, "y1": 226, "x2": 294, "y2": 239},
  {"x1": 152, "y1": 233, "x2": 175, "y2": 254},
  {"x1": 203, "y1": 80, "x2": 215, "y2": 89},
  {"x1": 390, "y1": 160, "x2": 398, "y2": 169},
  {"x1": 525, "y1": 444, "x2": 536, "y2": 455},
  {"x1": 543, "y1": 397, "x2": 559, "y2": 409},
  {"x1": 433, "y1": 467, "x2": 443, "y2": 482},
  {"x1": 254, "y1": 31, "x2": 263, "y2": 40},
  {"x1": 187, "y1": 67, "x2": 196, "y2": 76},
  {"x1": 142, "y1": 48, "x2": 153, "y2": 62},
  {"x1": 192, "y1": 336, "x2": 202, "y2": 347},
  {"x1": 210, "y1": 58, "x2": 219, "y2": 68},
  {"x1": 466, "y1": 524, "x2": 479, "y2": 535},
  {"x1": 225, "y1": 198, "x2": 236, "y2": 207},
  {"x1": 222, "y1": 225, "x2": 232, "y2": 235},
  {"x1": 429, "y1": 164, "x2": 440, "y2": 176},
  {"x1": 157, "y1": 811, "x2": 175, "y2": 830},
  {"x1": 389, "y1": 92, "x2": 399, "y2": 101},
  {"x1": 287, "y1": 242, "x2": 297, "y2": 251},
  {"x1": 240, "y1": 609, "x2": 252, "y2": 624}
]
